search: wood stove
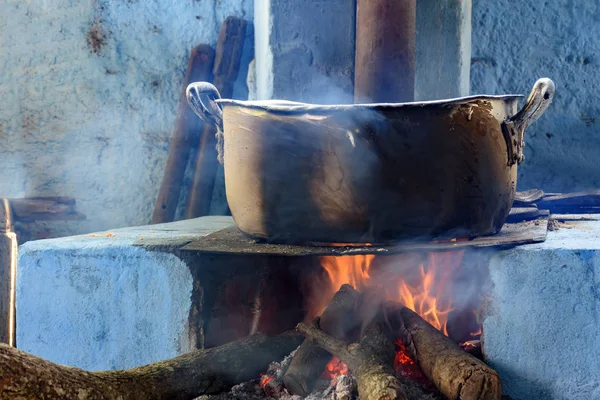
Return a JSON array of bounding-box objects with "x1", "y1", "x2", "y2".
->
[
  {"x1": 10, "y1": 191, "x2": 600, "y2": 400},
  {"x1": 162, "y1": 208, "x2": 550, "y2": 399}
]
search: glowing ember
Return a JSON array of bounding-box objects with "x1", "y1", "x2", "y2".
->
[
  {"x1": 321, "y1": 356, "x2": 349, "y2": 381},
  {"x1": 393, "y1": 338, "x2": 423, "y2": 379},
  {"x1": 259, "y1": 373, "x2": 274, "y2": 387}
]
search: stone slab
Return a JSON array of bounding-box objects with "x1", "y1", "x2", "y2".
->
[
  {"x1": 483, "y1": 218, "x2": 600, "y2": 400},
  {"x1": 16, "y1": 216, "x2": 231, "y2": 370}
]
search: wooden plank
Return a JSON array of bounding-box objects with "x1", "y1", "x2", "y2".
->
[
  {"x1": 506, "y1": 207, "x2": 542, "y2": 223},
  {"x1": 152, "y1": 44, "x2": 216, "y2": 224},
  {"x1": 185, "y1": 17, "x2": 248, "y2": 219},
  {"x1": 181, "y1": 218, "x2": 548, "y2": 256},
  {"x1": 513, "y1": 189, "x2": 545, "y2": 205},
  {"x1": 537, "y1": 191, "x2": 600, "y2": 209}
]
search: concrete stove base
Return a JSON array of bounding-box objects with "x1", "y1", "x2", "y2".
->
[
  {"x1": 15, "y1": 215, "x2": 600, "y2": 400},
  {"x1": 16, "y1": 217, "x2": 232, "y2": 370},
  {"x1": 483, "y1": 216, "x2": 600, "y2": 400}
]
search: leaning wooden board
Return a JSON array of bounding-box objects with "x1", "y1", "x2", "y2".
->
[
  {"x1": 185, "y1": 16, "x2": 248, "y2": 219},
  {"x1": 152, "y1": 44, "x2": 216, "y2": 224},
  {"x1": 514, "y1": 189, "x2": 600, "y2": 213}
]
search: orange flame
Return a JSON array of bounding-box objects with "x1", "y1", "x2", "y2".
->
[
  {"x1": 260, "y1": 373, "x2": 274, "y2": 387},
  {"x1": 317, "y1": 251, "x2": 464, "y2": 336}
]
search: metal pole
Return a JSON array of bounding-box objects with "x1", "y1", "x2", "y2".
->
[
  {"x1": 0, "y1": 198, "x2": 17, "y2": 346},
  {"x1": 354, "y1": 0, "x2": 416, "y2": 103}
]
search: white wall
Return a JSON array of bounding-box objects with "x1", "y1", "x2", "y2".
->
[
  {"x1": 471, "y1": 0, "x2": 600, "y2": 192},
  {"x1": 0, "y1": 0, "x2": 252, "y2": 239}
]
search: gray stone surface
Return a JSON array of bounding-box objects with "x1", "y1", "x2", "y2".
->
[
  {"x1": 415, "y1": 0, "x2": 472, "y2": 101},
  {"x1": 483, "y1": 216, "x2": 600, "y2": 400},
  {"x1": 254, "y1": 0, "x2": 356, "y2": 103},
  {"x1": 0, "y1": 0, "x2": 252, "y2": 239},
  {"x1": 471, "y1": 0, "x2": 600, "y2": 192},
  {"x1": 16, "y1": 216, "x2": 232, "y2": 370}
]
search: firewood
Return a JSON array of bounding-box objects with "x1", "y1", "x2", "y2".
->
[
  {"x1": 297, "y1": 317, "x2": 408, "y2": 400},
  {"x1": 0, "y1": 331, "x2": 303, "y2": 400},
  {"x1": 384, "y1": 302, "x2": 502, "y2": 400},
  {"x1": 283, "y1": 284, "x2": 360, "y2": 396}
]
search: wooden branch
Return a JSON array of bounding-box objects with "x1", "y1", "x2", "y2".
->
[
  {"x1": 384, "y1": 302, "x2": 502, "y2": 400},
  {"x1": 284, "y1": 284, "x2": 359, "y2": 396},
  {"x1": 297, "y1": 318, "x2": 407, "y2": 400},
  {"x1": 0, "y1": 331, "x2": 303, "y2": 400}
]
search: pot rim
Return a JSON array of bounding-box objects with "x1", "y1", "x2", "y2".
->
[{"x1": 214, "y1": 94, "x2": 524, "y2": 114}]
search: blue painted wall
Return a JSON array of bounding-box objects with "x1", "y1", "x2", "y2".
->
[{"x1": 471, "y1": 0, "x2": 600, "y2": 192}]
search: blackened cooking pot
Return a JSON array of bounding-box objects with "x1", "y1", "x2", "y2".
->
[{"x1": 186, "y1": 78, "x2": 554, "y2": 244}]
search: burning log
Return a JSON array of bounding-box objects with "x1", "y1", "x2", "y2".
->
[
  {"x1": 283, "y1": 283, "x2": 360, "y2": 396},
  {"x1": 0, "y1": 331, "x2": 303, "y2": 400},
  {"x1": 460, "y1": 340, "x2": 483, "y2": 360},
  {"x1": 297, "y1": 317, "x2": 408, "y2": 400},
  {"x1": 384, "y1": 302, "x2": 502, "y2": 400}
]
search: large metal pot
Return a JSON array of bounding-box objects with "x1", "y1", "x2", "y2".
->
[{"x1": 186, "y1": 78, "x2": 554, "y2": 244}]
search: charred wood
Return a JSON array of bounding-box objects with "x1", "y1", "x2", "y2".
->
[
  {"x1": 460, "y1": 340, "x2": 483, "y2": 360},
  {"x1": 0, "y1": 331, "x2": 302, "y2": 400},
  {"x1": 283, "y1": 284, "x2": 359, "y2": 396},
  {"x1": 384, "y1": 302, "x2": 502, "y2": 400},
  {"x1": 297, "y1": 317, "x2": 408, "y2": 400}
]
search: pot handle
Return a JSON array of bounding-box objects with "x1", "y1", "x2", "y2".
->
[
  {"x1": 186, "y1": 82, "x2": 225, "y2": 164},
  {"x1": 186, "y1": 82, "x2": 223, "y2": 125},
  {"x1": 503, "y1": 78, "x2": 555, "y2": 166}
]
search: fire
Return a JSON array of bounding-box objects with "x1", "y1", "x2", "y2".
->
[
  {"x1": 317, "y1": 251, "x2": 463, "y2": 336},
  {"x1": 321, "y1": 357, "x2": 349, "y2": 381},
  {"x1": 394, "y1": 338, "x2": 421, "y2": 378},
  {"x1": 259, "y1": 373, "x2": 274, "y2": 387},
  {"x1": 320, "y1": 254, "x2": 375, "y2": 293}
]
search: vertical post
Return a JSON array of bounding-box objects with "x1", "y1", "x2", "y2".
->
[
  {"x1": 0, "y1": 199, "x2": 17, "y2": 346},
  {"x1": 415, "y1": 0, "x2": 472, "y2": 101},
  {"x1": 354, "y1": 0, "x2": 416, "y2": 103}
]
